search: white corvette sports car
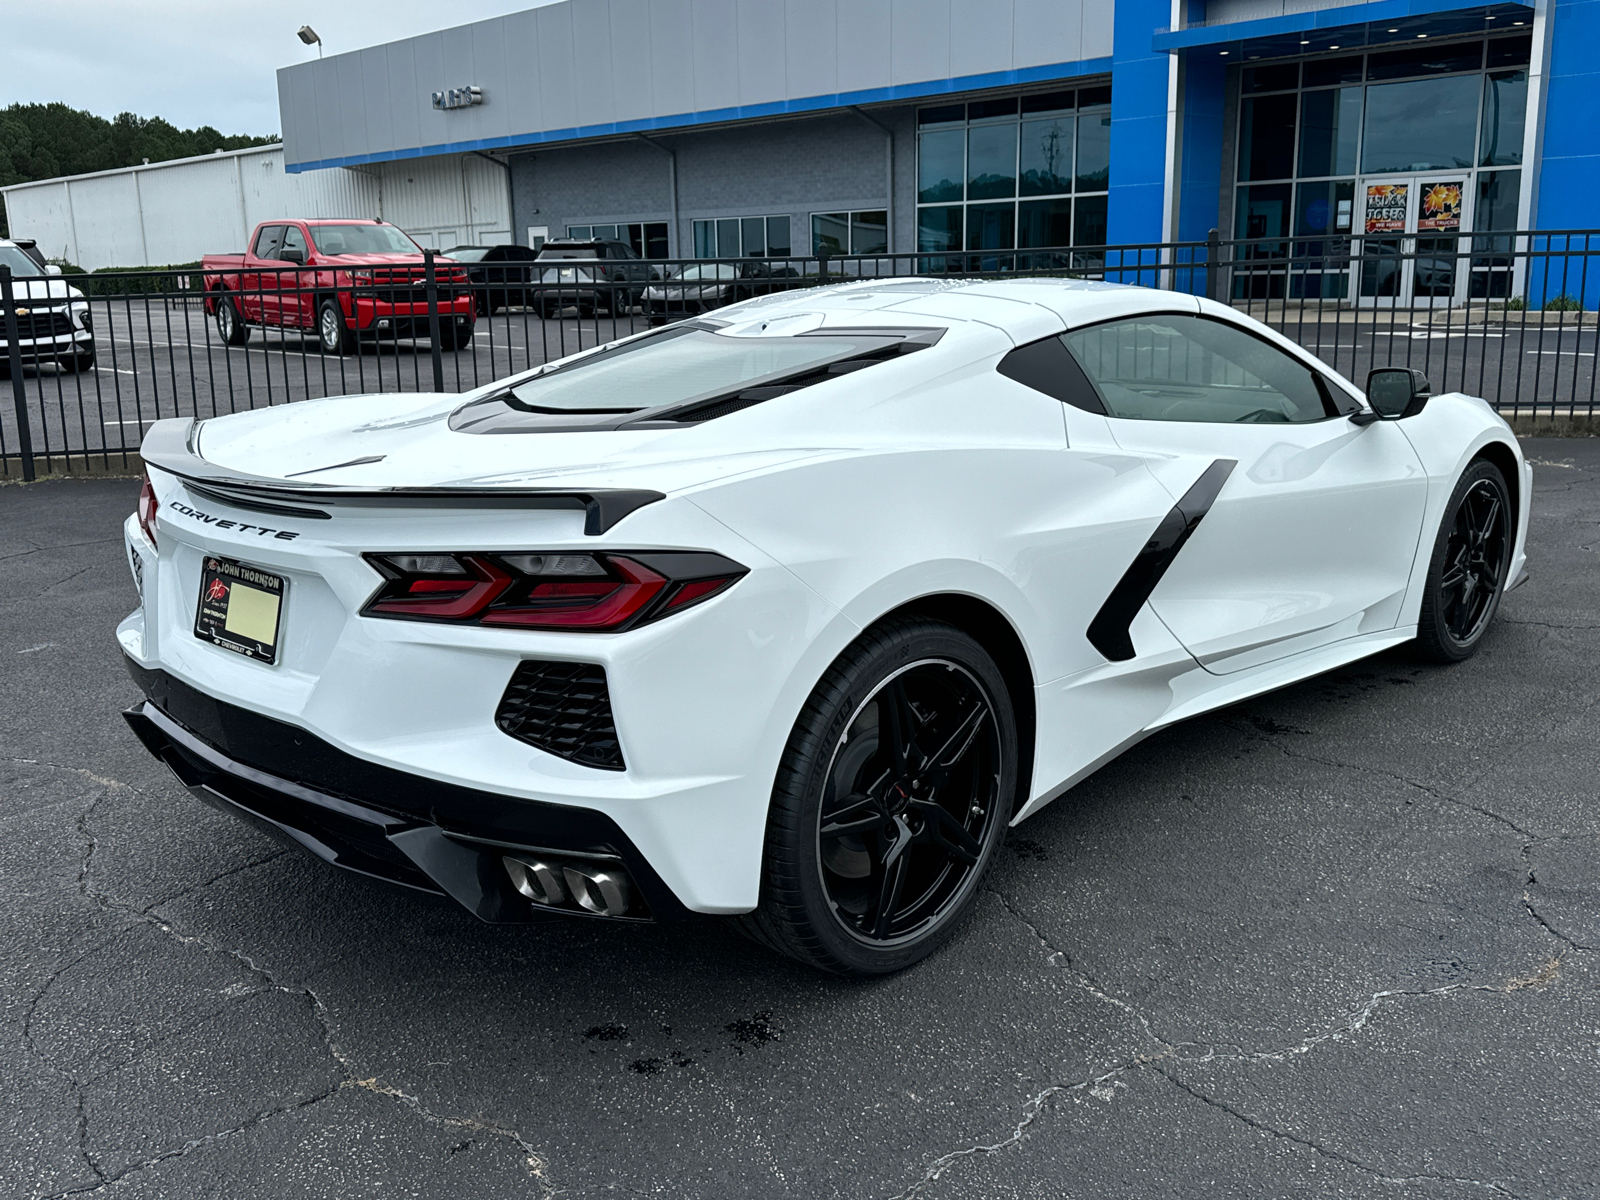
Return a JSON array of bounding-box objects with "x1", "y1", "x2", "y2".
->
[{"x1": 120, "y1": 278, "x2": 1530, "y2": 975}]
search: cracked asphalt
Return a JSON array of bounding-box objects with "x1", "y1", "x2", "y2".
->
[{"x1": 3, "y1": 439, "x2": 1598, "y2": 1199}]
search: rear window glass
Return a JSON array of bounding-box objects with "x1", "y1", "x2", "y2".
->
[
  {"x1": 450, "y1": 325, "x2": 923, "y2": 432},
  {"x1": 537, "y1": 244, "x2": 605, "y2": 259},
  {"x1": 486, "y1": 328, "x2": 884, "y2": 414}
]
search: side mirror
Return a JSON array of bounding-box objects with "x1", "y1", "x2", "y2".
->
[
  {"x1": 1361, "y1": 367, "x2": 1432, "y2": 421},
  {"x1": 45, "y1": 263, "x2": 63, "y2": 276},
  {"x1": 280, "y1": 248, "x2": 305, "y2": 265}
]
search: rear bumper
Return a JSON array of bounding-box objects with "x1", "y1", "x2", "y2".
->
[{"x1": 123, "y1": 659, "x2": 691, "y2": 923}]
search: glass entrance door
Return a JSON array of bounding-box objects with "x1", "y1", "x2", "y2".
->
[{"x1": 1356, "y1": 176, "x2": 1473, "y2": 307}]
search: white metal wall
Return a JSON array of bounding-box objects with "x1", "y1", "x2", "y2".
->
[
  {"x1": 376, "y1": 154, "x2": 511, "y2": 249},
  {"x1": 1, "y1": 145, "x2": 510, "y2": 270}
]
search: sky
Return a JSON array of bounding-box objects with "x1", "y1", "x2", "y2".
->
[{"x1": 0, "y1": 0, "x2": 560, "y2": 136}]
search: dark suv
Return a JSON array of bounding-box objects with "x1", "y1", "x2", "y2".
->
[
  {"x1": 444, "y1": 244, "x2": 541, "y2": 315},
  {"x1": 532, "y1": 239, "x2": 656, "y2": 317}
]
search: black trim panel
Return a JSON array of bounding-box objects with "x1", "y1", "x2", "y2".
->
[
  {"x1": 996, "y1": 334, "x2": 1107, "y2": 414},
  {"x1": 1085, "y1": 459, "x2": 1236, "y2": 662},
  {"x1": 121, "y1": 658, "x2": 691, "y2": 920}
]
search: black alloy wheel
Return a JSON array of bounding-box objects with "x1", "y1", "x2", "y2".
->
[
  {"x1": 214, "y1": 292, "x2": 249, "y2": 346},
  {"x1": 1416, "y1": 458, "x2": 1513, "y2": 662},
  {"x1": 738, "y1": 618, "x2": 1017, "y2": 975}
]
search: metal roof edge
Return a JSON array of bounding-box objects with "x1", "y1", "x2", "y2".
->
[
  {"x1": 283, "y1": 56, "x2": 1114, "y2": 173},
  {"x1": 1151, "y1": 0, "x2": 1515, "y2": 51},
  {"x1": 0, "y1": 142, "x2": 287, "y2": 193}
]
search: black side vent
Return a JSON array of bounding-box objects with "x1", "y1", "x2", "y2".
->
[{"x1": 495, "y1": 661, "x2": 625, "y2": 770}]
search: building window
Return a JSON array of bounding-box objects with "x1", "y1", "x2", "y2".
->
[
  {"x1": 810, "y1": 211, "x2": 888, "y2": 255},
  {"x1": 565, "y1": 222, "x2": 670, "y2": 258},
  {"x1": 915, "y1": 85, "x2": 1111, "y2": 263},
  {"x1": 691, "y1": 215, "x2": 793, "y2": 258},
  {"x1": 1232, "y1": 34, "x2": 1531, "y2": 300}
]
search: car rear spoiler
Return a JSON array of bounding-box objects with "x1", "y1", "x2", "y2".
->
[{"x1": 137, "y1": 417, "x2": 664, "y2": 536}]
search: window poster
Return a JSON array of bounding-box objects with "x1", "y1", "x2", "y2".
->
[
  {"x1": 1418, "y1": 182, "x2": 1464, "y2": 231},
  {"x1": 1365, "y1": 184, "x2": 1408, "y2": 234}
]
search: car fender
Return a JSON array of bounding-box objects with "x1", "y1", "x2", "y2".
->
[{"x1": 1390, "y1": 393, "x2": 1529, "y2": 626}]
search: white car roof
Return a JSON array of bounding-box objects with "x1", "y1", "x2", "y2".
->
[{"x1": 717, "y1": 276, "x2": 1170, "y2": 338}]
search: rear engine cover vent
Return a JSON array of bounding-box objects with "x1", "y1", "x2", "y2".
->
[{"x1": 495, "y1": 661, "x2": 624, "y2": 770}]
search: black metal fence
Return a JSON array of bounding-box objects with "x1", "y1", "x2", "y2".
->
[{"x1": 4, "y1": 229, "x2": 1597, "y2": 480}]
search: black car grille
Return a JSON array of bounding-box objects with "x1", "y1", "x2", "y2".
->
[
  {"x1": 495, "y1": 661, "x2": 624, "y2": 770},
  {"x1": 9, "y1": 309, "x2": 73, "y2": 339}
]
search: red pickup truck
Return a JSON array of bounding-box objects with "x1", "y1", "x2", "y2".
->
[{"x1": 202, "y1": 220, "x2": 475, "y2": 355}]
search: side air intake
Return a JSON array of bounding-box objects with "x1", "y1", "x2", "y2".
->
[{"x1": 495, "y1": 660, "x2": 624, "y2": 769}]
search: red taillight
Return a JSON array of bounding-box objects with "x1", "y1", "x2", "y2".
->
[
  {"x1": 482, "y1": 556, "x2": 665, "y2": 630},
  {"x1": 361, "y1": 551, "x2": 744, "y2": 632},
  {"x1": 137, "y1": 474, "x2": 158, "y2": 548},
  {"x1": 665, "y1": 576, "x2": 735, "y2": 609},
  {"x1": 368, "y1": 556, "x2": 511, "y2": 619}
]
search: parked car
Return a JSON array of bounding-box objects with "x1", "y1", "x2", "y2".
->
[
  {"x1": 641, "y1": 261, "x2": 801, "y2": 315},
  {"x1": 201, "y1": 220, "x2": 476, "y2": 354},
  {"x1": 531, "y1": 239, "x2": 655, "y2": 317},
  {"x1": 10, "y1": 238, "x2": 49, "y2": 271},
  {"x1": 0, "y1": 238, "x2": 95, "y2": 374},
  {"x1": 119, "y1": 278, "x2": 1530, "y2": 976},
  {"x1": 444, "y1": 244, "x2": 541, "y2": 316}
]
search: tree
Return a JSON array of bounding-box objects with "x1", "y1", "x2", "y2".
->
[{"x1": 0, "y1": 102, "x2": 278, "y2": 238}]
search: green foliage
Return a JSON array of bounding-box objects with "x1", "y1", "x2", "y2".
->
[
  {"x1": 71, "y1": 264, "x2": 205, "y2": 296},
  {"x1": 0, "y1": 103, "x2": 278, "y2": 235},
  {"x1": 1543, "y1": 294, "x2": 1582, "y2": 312},
  {"x1": 1504, "y1": 296, "x2": 1527, "y2": 311}
]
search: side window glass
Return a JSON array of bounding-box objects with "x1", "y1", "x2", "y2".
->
[
  {"x1": 253, "y1": 226, "x2": 284, "y2": 259},
  {"x1": 279, "y1": 226, "x2": 307, "y2": 259},
  {"x1": 1062, "y1": 314, "x2": 1335, "y2": 424}
]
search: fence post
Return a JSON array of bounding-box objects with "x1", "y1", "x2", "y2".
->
[
  {"x1": 423, "y1": 249, "x2": 445, "y2": 393},
  {"x1": 2, "y1": 266, "x2": 36, "y2": 482},
  {"x1": 818, "y1": 250, "x2": 830, "y2": 285},
  {"x1": 1205, "y1": 228, "x2": 1221, "y2": 302}
]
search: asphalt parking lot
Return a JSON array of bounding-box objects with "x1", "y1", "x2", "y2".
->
[{"x1": 4, "y1": 440, "x2": 1598, "y2": 1199}]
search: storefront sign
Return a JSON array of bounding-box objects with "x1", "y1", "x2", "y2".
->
[
  {"x1": 432, "y1": 85, "x2": 483, "y2": 110},
  {"x1": 1418, "y1": 182, "x2": 1463, "y2": 231},
  {"x1": 1365, "y1": 184, "x2": 1408, "y2": 234}
]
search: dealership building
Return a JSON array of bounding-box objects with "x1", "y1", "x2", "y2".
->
[{"x1": 5, "y1": 0, "x2": 1595, "y2": 303}]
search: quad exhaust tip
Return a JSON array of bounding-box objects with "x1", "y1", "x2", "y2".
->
[{"x1": 503, "y1": 854, "x2": 637, "y2": 919}]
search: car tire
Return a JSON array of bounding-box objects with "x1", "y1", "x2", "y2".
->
[
  {"x1": 317, "y1": 298, "x2": 355, "y2": 356},
  {"x1": 214, "y1": 292, "x2": 250, "y2": 346},
  {"x1": 1415, "y1": 458, "x2": 1513, "y2": 663},
  {"x1": 59, "y1": 346, "x2": 96, "y2": 373},
  {"x1": 735, "y1": 617, "x2": 1018, "y2": 976},
  {"x1": 435, "y1": 321, "x2": 474, "y2": 352}
]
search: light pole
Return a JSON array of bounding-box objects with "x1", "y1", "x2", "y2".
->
[{"x1": 297, "y1": 25, "x2": 322, "y2": 58}]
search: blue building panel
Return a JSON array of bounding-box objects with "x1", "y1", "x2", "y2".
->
[{"x1": 1109, "y1": 0, "x2": 1173, "y2": 245}]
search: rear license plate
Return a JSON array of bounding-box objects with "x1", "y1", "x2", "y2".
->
[{"x1": 194, "y1": 556, "x2": 285, "y2": 664}]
